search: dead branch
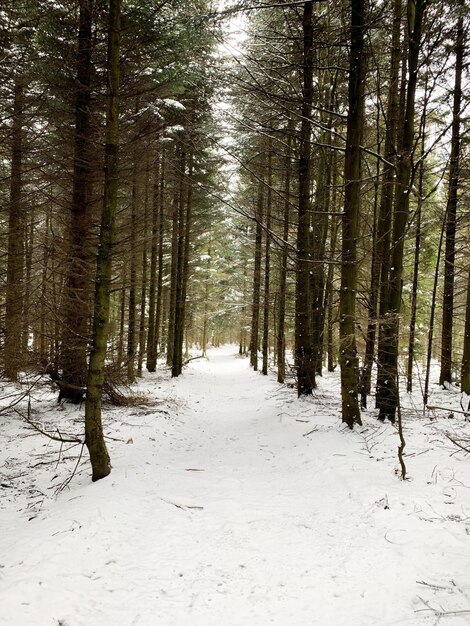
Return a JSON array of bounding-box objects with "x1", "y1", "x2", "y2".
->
[
  {"x1": 15, "y1": 405, "x2": 82, "y2": 444},
  {"x1": 444, "y1": 433, "x2": 470, "y2": 454}
]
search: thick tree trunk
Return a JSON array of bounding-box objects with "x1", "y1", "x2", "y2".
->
[
  {"x1": 5, "y1": 77, "x2": 25, "y2": 381},
  {"x1": 295, "y1": 0, "x2": 316, "y2": 396},
  {"x1": 84, "y1": 0, "x2": 121, "y2": 482},
  {"x1": 60, "y1": 0, "x2": 94, "y2": 399},
  {"x1": 339, "y1": 0, "x2": 366, "y2": 428},
  {"x1": 439, "y1": 8, "x2": 464, "y2": 387}
]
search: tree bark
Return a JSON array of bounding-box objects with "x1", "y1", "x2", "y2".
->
[
  {"x1": 137, "y1": 156, "x2": 150, "y2": 377},
  {"x1": 277, "y1": 127, "x2": 292, "y2": 384},
  {"x1": 339, "y1": 0, "x2": 366, "y2": 428},
  {"x1": 439, "y1": 7, "x2": 464, "y2": 387},
  {"x1": 60, "y1": 0, "x2": 94, "y2": 399},
  {"x1": 146, "y1": 152, "x2": 160, "y2": 372},
  {"x1": 375, "y1": 0, "x2": 403, "y2": 408},
  {"x1": 378, "y1": 0, "x2": 426, "y2": 423},
  {"x1": 262, "y1": 144, "x2": 272, "y2": 376},
  {"x1": 85, "y1": 0, "x2": 121, "y2": 482},
  {"x1": 295, "y1": 0, "x2": 316, "y2": 396},
  {"x1": 5, "y1": 77, "x2": 25, "y2": 381},
  {"x1": 250, "y1": 180, "x2": 263, "y2": 371}
]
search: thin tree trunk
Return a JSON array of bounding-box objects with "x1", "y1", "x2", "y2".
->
[
  {"x1": 249, "y1": 180, "x2": 263, "y2": 371},
  {"x1": 375, "y1": 0, "x2": 403, "y2": 408},
  {"x1": 127, "y1": 148, "x2": 138, "y2": 383},
  {"x1": 359, "y1": 93, "x2": 382, "y2": 407},
  {"x1": 171, "y1": 149, "x2": 187, "y2": 377},
  {"x1": 262, "y1": 144, "x2": 272, "y2": 376},
  {"x1": 22, "y1": 205, "x2": 34, "y2": 355},
  {"x1": 439, "y1": 7, "x2": 464, "y2": 387},
  {"x1": 339, "y1": 0, "x2": 366, "y2": 428},
  {"x1": 424, "y1": 208, "x2": 447, "y2": 407},
  {"x1": 85, "y1": 0, "x2": 121, "y2": 481},
  {"x1": 137, "y1": 157, "x2": 150, "y2": 377},
  {"x1": 277, "y1": 128, "x2": 292, "y2": 384},
  {"x1": 167, "y1": 150, "x2": 182, "y2": 366},
  {"x1": 146, "y1": 152, "x2": 160, "y2": 372},
  {"x1": 406, "y1": 90, "x2": 428, "y2": 392},
  {"x1": 202, "y1": 239, "x2": 212, "y2": 357},
  {"x1": 173, "y1": 149, "x2": 193, "y2": 377},
  {"x1": 5, "y1": 77, "x2": 25, "y2": 381},
  {"x1": 154, "y1": 156, "x2": 165, "y2": 359}
]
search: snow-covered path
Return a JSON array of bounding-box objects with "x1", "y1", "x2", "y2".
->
[{"x1": 1, "y1": 346, "x2": 470, "y2": 625}]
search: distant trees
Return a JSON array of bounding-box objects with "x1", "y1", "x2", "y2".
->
[{"x1": 229, "y1": 0, "x2": 470, "y2": 425}]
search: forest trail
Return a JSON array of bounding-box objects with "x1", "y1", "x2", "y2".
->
[{"x1": 2, "y1": 347, "x2": 470, "y2": 625}]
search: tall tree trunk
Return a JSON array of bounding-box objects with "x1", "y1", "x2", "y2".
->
[
  {"x1": 60, "y1": 0, "x2": 94, "y2": 399},
  {"x1": 262, "y1": 144, "x2": 272, "y2": 376},
  {"x1": 153, "y1": 156, "x2": 165, "y2": 361},
  {"x1": 375, "y1": 0, "x2": 403, "y2": 408},
  {"x1": 277, "y1": 129, "x2": 292, "y2": 384},
  {"x1": 250, "y1": 180, "x2": 263, "y2": 371},
  {"x1": 5, "y1": 77, "x2": 25, "y2": 381},
  {"x1": 202, "y1": 239, "x2": 212, "y2": 357},
  {"x1": 173, "y1": 149, "x2": 193, "y2": 378},
  {"x1": 146, "y1": 152, "x2": 160, "y2": 372},
  {"x1": 406, "y1": 90, "x2": 428, "y2": 392},
  {"x1": 167, "y1": 150, "x2": 183, "y2": 366},
  {"x1": 378, "y1": 0, "x2": 426, "y2": 423},
  {"x1": 295, "y1": 0, "x2": 316, "y2": 396},
  {"x1": 359, "y1": 93, "x2": 382, "y2": 407},
  {"x1": 85, "y1": 0, "x2": 121, "y2": 481},
  {"x1": 326, "y1": 152, "x2": 339, "y2": 373},
  {"x1": 23, "y1": 206, "x2": 34, "y2": 355},
  {"x1": 127, "y1": 151, "x2": 138, "y2": 383},
  {"x1": 424, "y1": 210, "x2": 446, "y2": 407},
  {"x1": 137, "y1": 157, "x2": 150, "y2": 377},
  {"x1": 339, "y1": 0, "x2": 366, "y2": 428},
  {"x1": 439, "y1": 7, "x2": 464, "y2": 387}
]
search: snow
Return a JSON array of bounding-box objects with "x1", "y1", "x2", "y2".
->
[{"x1": 1, "y1": 346, "x2": 470, "y2": 625}]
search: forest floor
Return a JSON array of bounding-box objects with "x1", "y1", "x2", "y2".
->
[{"x1": 1, "y1": 345, "x2": 470, "y2": 626}]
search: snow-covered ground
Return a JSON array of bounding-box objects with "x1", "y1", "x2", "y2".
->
[{"x1": 1, "y1": 346, "x2": 470, "y2": 625}]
